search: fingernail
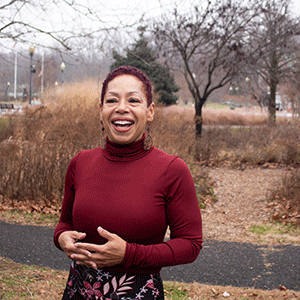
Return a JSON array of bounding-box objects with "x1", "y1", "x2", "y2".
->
[{"x1": 98, "y1": 226, "x2": 103, "y2": 233}]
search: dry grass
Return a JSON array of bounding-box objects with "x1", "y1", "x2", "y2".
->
[
  {"x1": 267, "y1": 168, "x2": 300, "y2": 226},
  {"x1": 0, "y1": 83, "x2": 300, "y2": 298},
  {"x1": 1, "y1": 257, "x2": 300, "y2": 300},
  {"x1": 0, "y1": 81, "x2": 101, "y2": 204},
  {"x1": 0, "y1": 81, "x2": 299, "y2": 214},
  {"x1": 0, "y1": 257, "x2": 68, "y2": 300}
]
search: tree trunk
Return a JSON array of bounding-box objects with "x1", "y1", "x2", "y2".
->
[
  {"x1": 268, "y1": 49, "x2": 277, "y2": 124},
  {"x1": 194, "y1": 99, "x2": 205, "y2": 161},
  {"x1": 268, "y1": 80, "x2": 276, "y2": 124},
  {"x1": 195, "y1": 100, "x2": 203, "y2": 137}
]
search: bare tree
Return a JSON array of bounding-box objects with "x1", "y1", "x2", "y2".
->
[
  {"x1": 153, "y1": 0, "x2": 259, "y2": 139},
  {"x1": 0, "y1": 0, "x2": 141, "y2": 99},
  {"x1": 280, "y1": 49, "x2": 300, "y2": 117},
  {"x1": 0, "y1": 0, "x2": 135, "y2": 52},
  {"x1": 246, "y1": 0, "x2": 300, "y2": 123}
]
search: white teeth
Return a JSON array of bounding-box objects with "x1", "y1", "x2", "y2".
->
[{"x1": 113, "y1": 120, "x2": 133, "y2": 126}]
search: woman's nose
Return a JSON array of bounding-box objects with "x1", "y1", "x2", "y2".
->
[{"x1": 116, "y1": 99, "x2": 128, "y2": 113}]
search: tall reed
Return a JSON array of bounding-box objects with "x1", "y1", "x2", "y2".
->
[{"x1": 0, "y1": 81, "x2": 299, "y2": 205}]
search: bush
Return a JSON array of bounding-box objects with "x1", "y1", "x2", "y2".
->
[
  {"x1": 267, "y1": 169, "x2": 300, "y2": 226},
  {"x1": 0, "y1": 81, "x2": 101, "y2": 204},
  {"x1": 0, "y1": 82, "x2": 300, "y2": 211}
]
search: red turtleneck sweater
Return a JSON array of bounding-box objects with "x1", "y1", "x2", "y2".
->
[{"x1": 54, "y1": 138, "x2": 203, "y2": 274}]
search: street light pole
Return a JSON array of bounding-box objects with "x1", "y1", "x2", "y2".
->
[
  {"x1": 29, "y1": 45, "x2": 35, "y2": 105},
  {"x1": 60, "y1": 62, "x2": 66, "y2": 84},
  {"x1": 245, "y1": 77, "x2": 250, "y2": 111},
  {"x1": 14, "y1": 51, "x2": 17, "y2": 99},
  {"x1": 54, "y1": 81, "x2": 59, "y2": 102},
  {"x1": 5, "y1": 82, "x2": 10, "y2": 99}
]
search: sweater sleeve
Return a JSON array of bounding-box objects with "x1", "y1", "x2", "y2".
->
[
  {"x1": 53, "y1": 154, "x2": 78, "y2": 250},
  {"x1": 122, "y1": 157, "x2": 203, "y2": 269}
]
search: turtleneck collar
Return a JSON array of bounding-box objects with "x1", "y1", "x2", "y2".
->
[{"x1": 103, "y1": 134, "x2": 153, "y2": 162}]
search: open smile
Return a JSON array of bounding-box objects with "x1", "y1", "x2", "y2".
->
[{"x1": 112, "y1": 119, "x2": 134, "y2": 132}]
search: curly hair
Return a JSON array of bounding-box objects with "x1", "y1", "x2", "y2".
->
[{"x1": 100, "y1": 66, "x2": 152, "y2": 107}]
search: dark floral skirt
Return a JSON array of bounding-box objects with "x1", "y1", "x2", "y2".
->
[{"x1": 62, "y1": 261, "x2": 164, "y2": 300}]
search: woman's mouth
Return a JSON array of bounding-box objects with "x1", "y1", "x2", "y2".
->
[{"x1": 112, "y1": 120, "x2": 134, "y2": 132}]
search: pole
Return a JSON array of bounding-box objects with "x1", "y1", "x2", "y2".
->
[
  {"x1": 41, "y1": 51, "x2": 44, "y2": 95},
  {"x1": 60, "y1": 62, "x2": 65, "y2": 84},
  {"x1": 245, "y1": 77, "x2": 250, "y2": 111},
  {"x1": 29, "y1": 52, "x2": 33, "y2": 105},
  {"x1": 14, "y1": 52, "x2": 17, "y2": 99},
  {"x1": 245, "y1": 84, "x2": 248, "y2": 111}
]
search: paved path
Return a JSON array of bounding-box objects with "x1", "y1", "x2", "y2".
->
[{"x1": 0, "y1": 220, "x2": 299, "y2": 291}]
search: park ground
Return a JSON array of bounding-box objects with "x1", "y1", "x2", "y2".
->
[{"x1": 1, "y1": 166, "x2": 300, "y2": 299}]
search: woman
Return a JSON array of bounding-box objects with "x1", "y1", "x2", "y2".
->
[{"x1": 54, "y1": 66, "x2": 203, "y2": 300}]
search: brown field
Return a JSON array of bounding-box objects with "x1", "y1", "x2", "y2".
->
[{"x1": 0, "y1": 81, "x2": 300, "y2": 299}]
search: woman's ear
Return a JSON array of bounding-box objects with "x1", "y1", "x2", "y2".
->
[
  {"x1": 147, "y1": 103, "x2": 155, "y2": 123},
  {"x1": 99, "y1": 103, "x2": 103, "y2": 122}
]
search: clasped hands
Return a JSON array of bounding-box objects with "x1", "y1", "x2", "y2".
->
[{"x1": 58, "y1": 226, "x2": 126, "y2": 269}]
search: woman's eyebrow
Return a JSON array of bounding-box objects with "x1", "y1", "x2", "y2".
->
[
  {"x1": 126, "y1": 91, "x2": 142, "y2": 97},
  {"x1": 106, "y1": 91, "x2": 142, "y2": 97},
  {"x1": 106, "y1": 91, "x2": 118, "y2": 96}
]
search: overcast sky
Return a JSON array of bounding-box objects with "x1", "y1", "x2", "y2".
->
[
  {"x1": 3, "y1": 0, "x2": 300, "y2": 54},
  {"x1": 290, "y1": 0, "x2": 300, "y2": 16}
]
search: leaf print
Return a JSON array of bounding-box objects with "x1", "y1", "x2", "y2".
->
[
  {"x1": 66, "y1": 262, "x2": 163, "y2": 299},
  {"x1": 126, "y1": 276, "x2": 135, "y2": 281},
  {"x1": 145, "y1": 279, "x2": 154, "y2": 289},
  {"x1": 112, "y1": 276, "x2": 118, "y2": 291},
  {"x1": 103, "y1": 282, "x2": 110, "y2": 295},
  {"x1": 119, "y1": 274, "x2": 126, "y2": 286},
  {"x1": 84, "y1": 281, "x2": 92, "y2": 289},
  {"x1": 117, "y1": 286, "x2": 133, "y2": 292},
  {"x1": 94, "y1": 289, "x2": 102, "y2": 297},
  {"x1": 93, "y1": 282, "x2": 101, "y2": 289}
]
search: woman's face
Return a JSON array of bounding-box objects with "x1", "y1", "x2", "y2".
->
[{"x1": 100, "y1": 75, "x2": 155, "y2": 145}]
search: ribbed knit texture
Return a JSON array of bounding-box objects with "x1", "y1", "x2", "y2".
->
[{"x1": 54, "y1": 136, "x2": 202, "y2": 274}]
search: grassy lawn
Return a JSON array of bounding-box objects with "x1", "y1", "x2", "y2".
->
[
  {"x1": 0, "y1": 209, "x2": 300, "y2": 299},
  {"x1": 250, "y1": 223, "x2": 300, "y2": 244},
  {"x1": 1, "y1": 257, "x2": 300, "y2": 300},
  {"x1": 0, "y1": 210, "x2": 59, "y2": 228}
]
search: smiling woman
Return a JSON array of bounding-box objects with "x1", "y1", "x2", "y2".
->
[
  {"x1": 100, "y1": 74, "x2": 154, "y2": 145},
  {"x1": 54, "y1": 66, "x2": 203, "y2": 300}
]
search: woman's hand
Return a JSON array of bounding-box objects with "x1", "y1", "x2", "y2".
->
[
  {"x1": 71, "y1": 226, "x2": 126, "y2": 269},
  {"x1": 58, "y1": 231, "x2": 97, "y2": 268}
]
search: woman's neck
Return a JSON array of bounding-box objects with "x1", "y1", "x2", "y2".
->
[{"x1": 103, "y1": 134, "x2": 153, "y2": 162}]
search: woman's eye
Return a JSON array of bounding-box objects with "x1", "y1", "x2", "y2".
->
[
  {"x1": 129, "y1": 98, "x2": 140, "y2": 103},
  {"x1": 106, "y1": 98, "x2": 117, "y2": 103}
]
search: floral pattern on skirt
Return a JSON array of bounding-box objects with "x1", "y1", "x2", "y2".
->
[{"x1": 62, "y1": 261, "x2": 164, "y2": 300}]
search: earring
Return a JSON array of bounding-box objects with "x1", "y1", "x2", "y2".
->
[
  {"x1": 99, "y1": 122, "x2": 106, "y2": 148},
  {"x1": 144, "y1": 125, "x2": 153, "y2": 150}
]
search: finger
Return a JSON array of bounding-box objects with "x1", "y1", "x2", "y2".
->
[
  {"x1": 74, "y1": 246, "x2": 93, "y2": 258},
  {"x1": 71, "y1": 252, "x2": 92, "y2": 262},
  {"x1": 64, "y1": 242, "x2": 90, "y2": 254},
  {"x1": 75, "y1": 243, "x2": 99, "y2": 253},
  {"x1": 97, "y1": 226, "x2": 114, "y2": 241},
  {"x1": 76, "y1": 260, "x2": 98, "y2": 270},
  {"x1": 75, "y1": 232, "x2": 86, "y2": 241}
]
